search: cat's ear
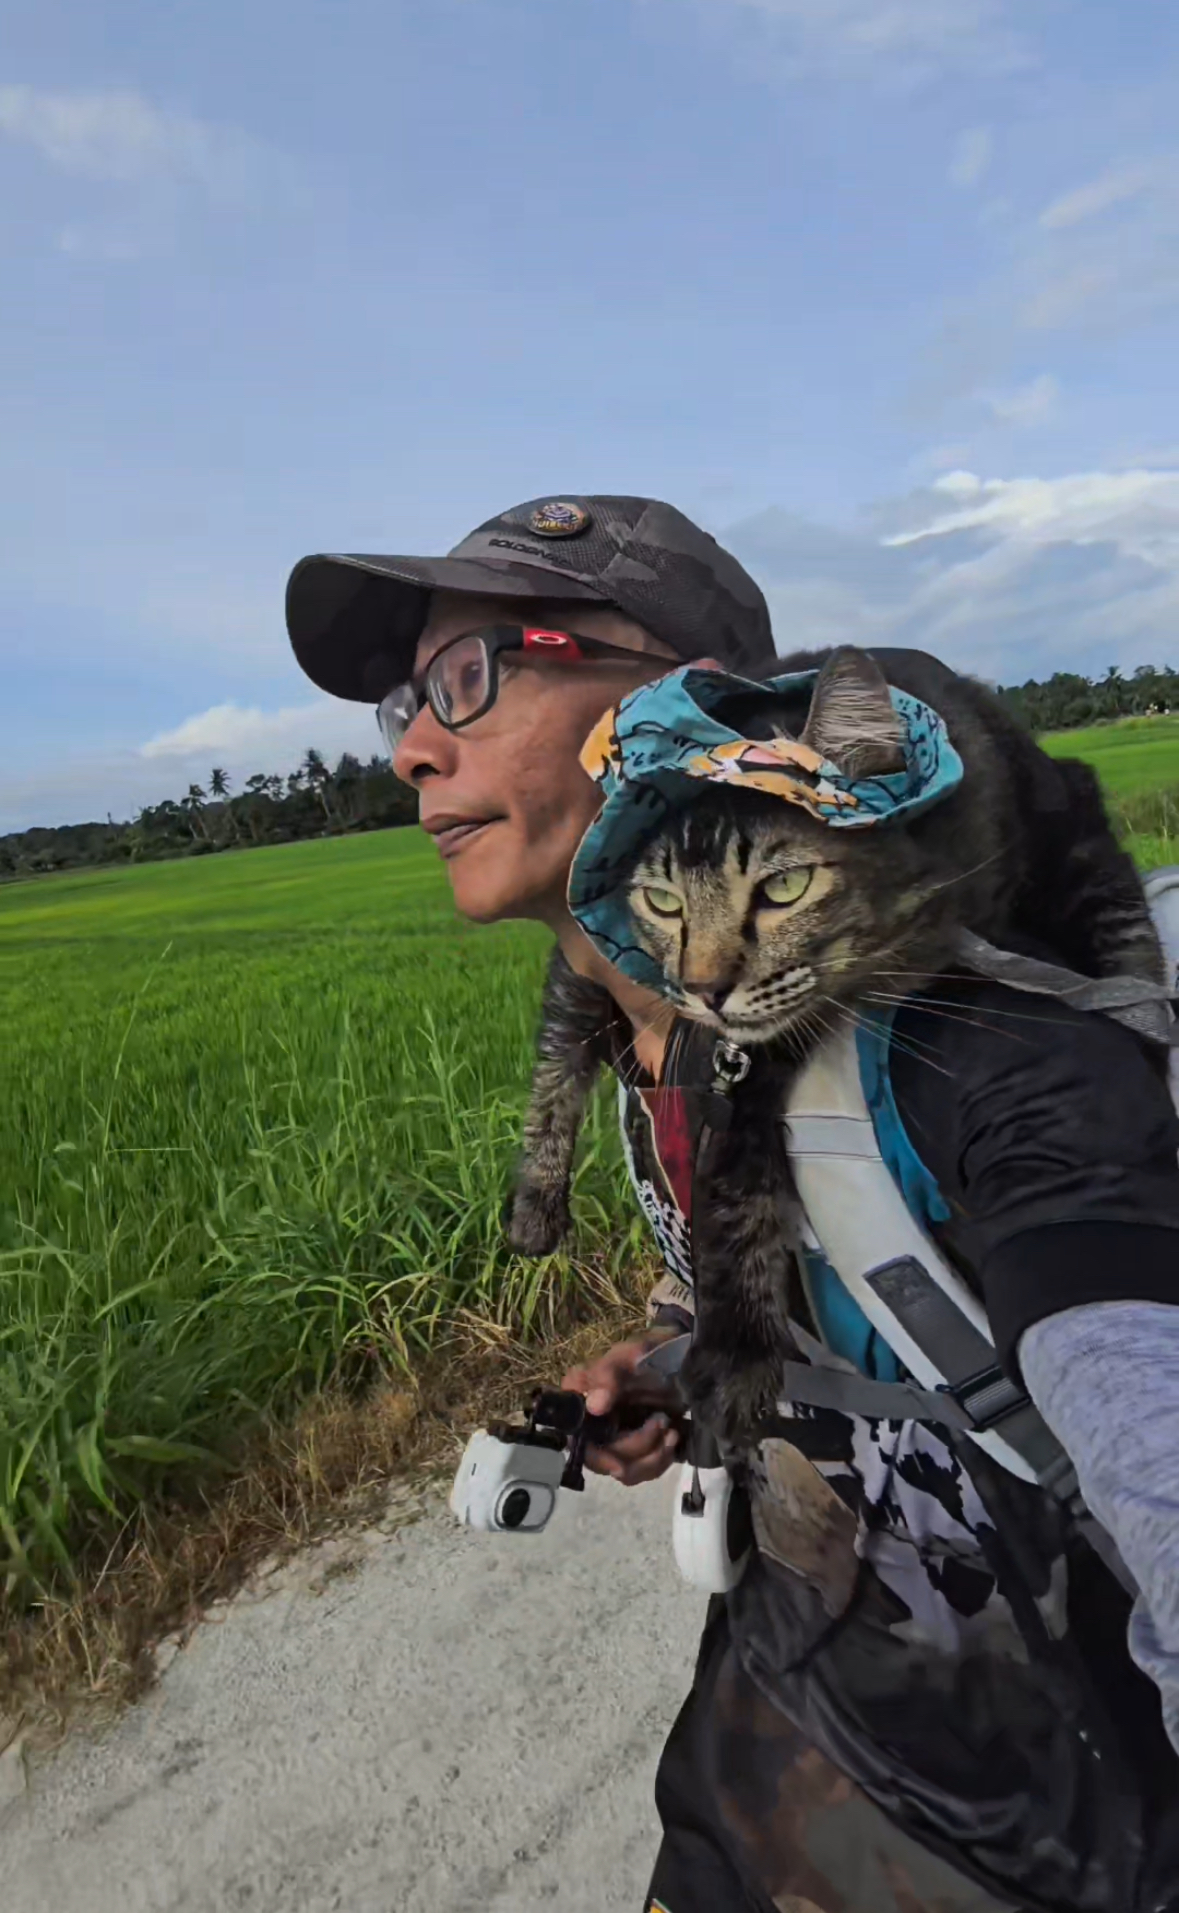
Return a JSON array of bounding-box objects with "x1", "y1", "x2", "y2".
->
[{"x1": 801, "y1": 647, "x2": 906, "y2": 780}]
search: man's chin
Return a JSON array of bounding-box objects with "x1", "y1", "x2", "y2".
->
[
  {"x1": 437, "y1": 821, "x2": 576, "y2": 929},
  {"x1": 446, "y1": 867, "x2": 566, "y2": 928},
  {"x1": 444, "y1": 859, "x2": 539, "y2": 926}
]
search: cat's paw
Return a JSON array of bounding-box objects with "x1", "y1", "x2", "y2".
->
[
  {"x1": 505, "y1": 1178, "x2": 570, "y2": 1257},
  {"x1": 683, "y1": 1346, "x2": 783, "y2": 1450}
]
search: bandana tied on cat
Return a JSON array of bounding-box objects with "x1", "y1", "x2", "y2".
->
[{"x1": 568, "y1": 662, "x2": 964, "y2": 991}]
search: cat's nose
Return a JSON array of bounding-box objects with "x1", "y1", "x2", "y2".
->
[{"x1": 685, "y1": 977, "x2": 733, "y2": 1013}]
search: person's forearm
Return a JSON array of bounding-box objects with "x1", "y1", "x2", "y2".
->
[{"x1": 1019, "y1": 1300, "x2": 1179, "y2": 1753}]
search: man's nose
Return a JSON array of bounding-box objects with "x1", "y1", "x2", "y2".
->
[{"x1": 392, "y1": 702, "x2": 455, "y2": 785}]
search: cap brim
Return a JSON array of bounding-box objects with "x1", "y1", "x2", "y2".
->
[{"x1": 286, "y1": 552, "x2": 609, "y2": 703}]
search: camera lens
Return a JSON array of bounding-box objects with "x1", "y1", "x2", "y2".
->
[{"x1": 499, "y1": 1486, "x2": 532, "y2": 1530}]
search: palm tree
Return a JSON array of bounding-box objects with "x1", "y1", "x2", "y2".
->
[
  {"x1": 240, "y1": 773, "x2": 272, "y2": 844},
  {"x1": 181, "y1": 783, "x2": 208, "y2": 842},
  {"x1": 204, "y1": 766, "x2": 237, "y2": 845}
]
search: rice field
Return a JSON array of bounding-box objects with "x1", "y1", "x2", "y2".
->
[
  {"x1": 1042, "y1": 713, "x2": 1179, "y2": 798},
  {"x1": 1, "y1": 730, "x2": 1176, "y2": 1599},
  {"x1": 0, "y1": 832, "x2": 644, "y2": 1595}
]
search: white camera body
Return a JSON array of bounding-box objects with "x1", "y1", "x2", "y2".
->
[
  {"x1": 450, "y1": 1422, "x2": 753, "y2": 1595},
  {"x1": 449, "y1": 1428, "x2": 567, "y2": 1535},
  {"x1": 449, "y1": 1346, "x2": 753, "y2": 1595},
  {"x1": 671, "y1": 1461, "x2": 752, "y2": 1594}
]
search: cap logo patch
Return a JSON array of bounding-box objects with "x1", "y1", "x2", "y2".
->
[{"x1": 528, "y1": 500, "x2": 591, "y2": 538}]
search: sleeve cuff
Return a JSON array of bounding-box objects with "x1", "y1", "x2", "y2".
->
[{"x1": 983, "y1": 1221, "x2": 1179, "y2": 1378}]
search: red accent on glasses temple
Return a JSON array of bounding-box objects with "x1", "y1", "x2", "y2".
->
[{"x1": 522, "y1": 627, "x2": 584, "y2": 659}]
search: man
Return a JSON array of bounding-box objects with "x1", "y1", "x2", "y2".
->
[{"x1": 287, "y1": 496, "x2": 1179, "y2": 1912}]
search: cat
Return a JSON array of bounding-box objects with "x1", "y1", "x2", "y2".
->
[{"x1": 506, "y1": 645, "x2": 1165, "y2": 1445}]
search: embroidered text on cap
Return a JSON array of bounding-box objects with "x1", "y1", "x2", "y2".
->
[{"x1": 527, "y1": 500, "x2": 591, "y2": 538}]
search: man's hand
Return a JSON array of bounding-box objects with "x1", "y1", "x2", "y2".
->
[{"x1": 562, "y1": 1328, "x2": 684, "y2": 1485}]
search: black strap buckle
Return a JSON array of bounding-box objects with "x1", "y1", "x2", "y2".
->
[{"x1": 941, "y1": 1364, "x2": 1029, "y2": 1432}]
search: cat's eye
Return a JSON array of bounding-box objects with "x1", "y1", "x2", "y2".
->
[
  {"x1": 760, "y1": 868, "x2": 813, "y2": 908},
  {"x1": 642, "y1": 885, "x2": 684, "y2": 918}
]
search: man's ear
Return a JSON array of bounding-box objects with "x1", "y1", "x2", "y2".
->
[{"x1": 802, "y1": 647, "x2": 905, "y2": 780}]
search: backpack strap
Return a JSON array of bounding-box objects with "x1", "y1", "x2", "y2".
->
[
  {"x1": 785, "y1": 1019, "x2": 1139, "y2": 1595},
  {"x1": 957, "y1": 929, "x2": 1179, "y2": 1046}
]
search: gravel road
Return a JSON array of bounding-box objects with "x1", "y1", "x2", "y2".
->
[{"x1": 3, "y1": 1470, "x2": 704, "y2": 1913}]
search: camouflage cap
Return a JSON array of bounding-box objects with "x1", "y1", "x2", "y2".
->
[{"x1": 285, "y1": 495, "x2": 774, "y2": 703}]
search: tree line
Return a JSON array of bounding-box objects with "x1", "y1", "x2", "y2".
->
[
  {"x1": 0, "y1": 749, "x2": 418, "y2": 881},
  {"x1": 996, "y1": 663, "x2": 1179, "y2": 735},
  {"x1": 4, "y1": 663, "x2": 1177, "y2": 881}
]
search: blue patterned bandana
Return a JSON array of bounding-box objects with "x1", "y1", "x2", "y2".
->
[{"x1": 567, "y1": 663, "x2": 964, "y2": 992}]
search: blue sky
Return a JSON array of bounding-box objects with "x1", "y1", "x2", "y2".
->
[{"x1": 3, "y1": 0, "x2": 1179, "y2": 829}]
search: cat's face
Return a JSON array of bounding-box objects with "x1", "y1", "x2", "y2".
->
[
  {"x1": 622, "y1": 646, "x2": 969, "y2": 1045},
  {"x1": 626, "y1": 794, "x2": 930, "y2": 1042}
]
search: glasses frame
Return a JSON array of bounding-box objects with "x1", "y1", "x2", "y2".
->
[{"x1": 377, "y1": 622, "x2": 653, "y2": 755}]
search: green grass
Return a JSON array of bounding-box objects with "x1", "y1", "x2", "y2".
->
[
  {"x1": 1040, "y1": 714, "x2": 1179, "y2": 864},
  {"x1": 1042, "y1": 713, "x2": 1179, "y2": 798},
  {"x1": 0, "y1": 833, "x2": 644, "y2": 1595}
]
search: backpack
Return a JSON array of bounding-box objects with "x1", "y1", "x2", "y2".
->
[{"x1": 776, "y1": 867, "x2": 1179, "y2": 1595}]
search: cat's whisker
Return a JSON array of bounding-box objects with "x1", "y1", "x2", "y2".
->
[
  {"x1": 862, "y1": 992, "x2": 1055, "y2": 1048},
  {"x1": 608, "y1": 1001, "x2": 680, "y2": 1076},
  {"x1": 916, "y1": 849, "x2": 1005, "y2": 900},
  {"x1": 818, "y1": 995, "x2": 955, "y2": 1079},
  {"x1": 863, "y1": 989, "x2": 1072, "y2": 1028}
]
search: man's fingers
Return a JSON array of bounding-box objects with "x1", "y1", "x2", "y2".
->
[
  {"x1": 561, "y1": 1332, "x2": 685, "y2": 1482},
  {"x1": 602, "y1": 1412, "x2": 670, "y2": 1461},
  {"x1": 562, "y1": 1342, "x2": 646, "y2": 1415},
  {"x1": 584, "y1": 1414, "x2": 680, "y2": 1483},
  {"x1": 590, "y1": 1421, "x2": 681, "y2": 1485}
]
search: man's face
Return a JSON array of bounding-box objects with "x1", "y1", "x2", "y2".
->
[{"x1": 393, "y1": 592, "x2": 672, "y2": 925}]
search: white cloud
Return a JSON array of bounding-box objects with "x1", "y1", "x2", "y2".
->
[
  {"x1": 0, "y1": 84, "x2": 285, "y2": 198},
  {"x1": 1, "y1": 696, "x2": 383, "y2": 830},
  {"x1": 1021, "y1": 157, "x2": 1179, "y2": 334},
  {"x1": 725, "y1": 463, "x2": 1179, "y2": 690},
  {"x1": 950, "y1": 126, "x2": 993, "y2": 188},
  {"x1": 877, "y1": 467, "x2": 1179, "y2": 675},
  {"x1": 916, "y1": 149, "x2": 1179, "y2": 413},
  {"x1": 885, "y1": 466, "x2": 1179, "y2": 561},
  {"x1": 0, "y1": 84, "x2": 305, "y2": 253},
  {"x1": 983, "y1": 371, "x2": 1058, "y2": 426},
  {"x1": 1039, "y1": 164, "x2": 1156, "y2": 232},
  {"x1": 140, "y1": 699, "x2": 377, "y2": 765},
  {"x1": 651, "y1": 0, "x2": 1031, "y2": 83}
]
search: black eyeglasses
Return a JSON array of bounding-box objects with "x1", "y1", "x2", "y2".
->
[{"x1": 376, "y1": 623, "x2": 651, "y2": 756}]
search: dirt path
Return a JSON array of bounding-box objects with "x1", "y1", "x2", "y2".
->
[{"x1": 3, "y1": 1471, "x2": 704, "y2": 1913}]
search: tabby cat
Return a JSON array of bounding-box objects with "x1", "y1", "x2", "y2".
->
[{"x1": 507, "y1": 645, "x2": 1164, "y2": 1445}]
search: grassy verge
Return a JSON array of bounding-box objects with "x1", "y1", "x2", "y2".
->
[
  {"x1": 1, "y1": 1010, "x2": 644, "y2": 1593},
  {"x1": 2, "y1": 1278, "x2": 653, "y2": 1748}
]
